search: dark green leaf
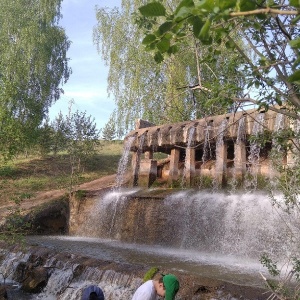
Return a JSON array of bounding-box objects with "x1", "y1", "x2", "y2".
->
[
  {"x1": 145, "y1": 41, "x2": 157, "y2": 51},
  {"x1": 171, "y1": 22, "x2": 184, "y2": 34},
  {"x1": 174, "y1": 0, "x2": 195, "y2": 15},
  {"x1": 139, "y1": 2, "x2": 166, "y2": 17},
  {"x1": 156, "y1": 37, "x2": 170, "y2": 53},
  {"x1": 201, "y1": 36, "x2": 213, "y2": 45},
  {"x1": 225, "y1": 39, "x2": 235, "y2": 49},
  {"x1": 195, "y1": 0, "x2": 215, "y2": 12},
  {"x1": 289, "y1": 37, "x2": 300, "y2": 49},
  {"x1": 288, "y1": 69, "x2": 300, "y2": 84},
  {"x1": 192, "y1": 16, "x2": 204, "y2": 37},
  {"x1": 198, "y1": 18, "x2": 211, "y2": 41},
  {"x1": 167, "y1": 44, "x2": 179, "y2": 54},
  {"x1": 154, "y1": 51, "x2": 164, "y2": 63},
  {"x1": 174, "y1": 6, "x2": 193, "y2": 21},
  {"x1": 275, "y1": 94, "x2": 282, "y2": 106},
  {"x1": 292, "y1": 57, "x2": 300, "y2": 68},
  {"x1": 291, "y1": 14, "x2": 300, "y2": 25},
  {"x1": 142, "y1": 34, "x2": 156, "y2": 45},
  {"x1": 239, "y1": 0, "x2": 257, "y2": 11},
  {"x1": 158, "y1": 21, "x2": 173, "y2": 35},
  {"x1": 220, "y1": 0, "x2": 236, "y2": 10}
]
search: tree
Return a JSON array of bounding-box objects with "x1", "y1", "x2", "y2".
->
[
  {"x1": 93, "y1": 0, "x2": 244, "y2": 135},
  {"x1": 137, "y1": 1, "x2": 300, "y2": 298},
  {"x1": 102, "y1": 115, "x2": 116, "y2": 141},
  {"x1": 0, "y1": 0, "x2": 71, "y2": 159},
  {"x1": 51, "y1": 112, "x2": 69, "y2": 155},
  {"x1": 37, "y1": 117, "x2": 55, "y2": 157},
  {"x1": 138, "y1": 0, "x2": 300, "y2": 118},
  {"x1": 51, "y1": 103, "x2": 101, "y2": 196}
]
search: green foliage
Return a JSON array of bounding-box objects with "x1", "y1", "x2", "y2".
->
[
  {"x1": 0, "y1": 141, "x2": 123, "y2": 208},
  {"x1": 37, "y1": 118, "x2": 56, "y2": 157},
  {"x1": 0, "y1": 165, "x2": 17, "y2": 178},
  {"x1": 0, "y1": 0, "x2": 71, "y2": 159},
  {"x1": 94, "y1": 1, "x2": 243, "y2": 135},
  {"x1": 74, "y1": 189, "x2": 87, "y2": 201},
  {"x1": 260, "y1": 254, "x2": 280, "y2": 276},
  {"x1": 51, "y1": 106, "x2": 101, "y2": 163},
  {"x1": 51, "y1": 103, "x2": 101, "y2": 197},
  {"x1": 143, "y1": 267, "x2": 160, "y2": 282},
  {"x1": 102, "y1": 116, "x2": 116, "y2": 141},
  {"x1": 138, "y1": 0, "x2": 300, "y2": 117},
  {"x1": 248, "y1": 130, "x2": 272, "y2": 148},
  {"x1": 0, "y1": 193, "x2": 32, "y2": 245},
  {"x1": 260, "y1": 254, "x2": 300, "y2": 299},
  {"x1": 194, "y1": 175, "x2": 213, "y2": 189},
  {"x1": 139, "y1": 2, "x2": 166, "y2": 17}
]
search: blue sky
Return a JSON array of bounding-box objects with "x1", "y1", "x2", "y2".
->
[{"x1": 49, "y1": 0, "x2": 120, "y2": 130}]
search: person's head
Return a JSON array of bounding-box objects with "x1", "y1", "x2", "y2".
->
[
  {"x1": 153, "y1": 273, "x2": 179, "y2": 300},
  {"x1": 81, "y1": 285, "x2": 104, "y2": 300},
  {"x1": 89, "y1": 292, "x2": 101, "y2": 300}
]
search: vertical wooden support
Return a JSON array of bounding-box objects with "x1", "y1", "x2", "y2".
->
[
  {"x1": 185, "y1": 148, "x2": 196, "y2": 187},
  {"x1": 132, "y1": 151, "x2": 141, "y2": 186},
  {"x1": 168, "y1": 148, "x2": 180, "y2": 185},
  {"x1": 234, "y1": 141, "x2": 247, "y2": 179},
  {"x1": 138, "y1": 159, "x2": 157, "y2": 187},
  {"x1": 144, "y1": 151, "x2": 153, "y2": 159},
  {"x1": 215, "y1": 141, "x2": 227, "y2": 186}
]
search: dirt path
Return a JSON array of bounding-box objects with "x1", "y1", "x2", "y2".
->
[{"x1": 0, "y1": 174, "x2": 117, "y2": 222}]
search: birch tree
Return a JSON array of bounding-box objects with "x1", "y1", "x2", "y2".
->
[
  {"x1": 0, "y1": 0, "x2": 71, "y2": 159},
  {"x1": 94, "y1": 0, "x2": 244, "y2": 135}
]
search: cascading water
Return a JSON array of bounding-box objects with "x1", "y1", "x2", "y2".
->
[
  {"x1": 109, "y1": 136, "x2": 136, "y2": 236},
  {"x1": 181, "y1": 126, "x2": 195, "y2": 188},
  {"x1": 0, "y1": 249, "x2": 141, "y2": 300},
  {"x1": 202, "y1": 122, "x2": 212, "y2": 164},
  {"x1": 115, "y1": 136, "x2": 135, "y2": 189},
  {"x1": 75, "y1": 190, "x2": 300, "y2": 262},
  {"x1": 245, "y1": 113, "x2": 265, "y2": 190},
  {"x1": 230, "y1": 116, "x2": 246, "y2": 191},
  {"x1": 269, "y1": 113, "x2": 286, "y2": 186},
  {"x1": 3, "y1": 116, "x2": 300, "y2": 299},
  {"x1": 213, "y1": 119, "x2": 228, "y2": 190}
]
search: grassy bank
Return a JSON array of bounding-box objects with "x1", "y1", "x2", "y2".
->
[{"x1": 0, "y1": 141, "x2": 124, "y2": 206}]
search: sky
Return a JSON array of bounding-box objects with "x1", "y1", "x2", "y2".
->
[{"x1": 48, "y1": 0, "x2": 121, "y2": 131}]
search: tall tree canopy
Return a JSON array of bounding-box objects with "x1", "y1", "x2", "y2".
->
[
  {"x1": 0, "y1": 0, "x2": 71, "y2": 159},
  {"x1": 138, "y1": 0, "x2": 300, "y2": 118},
  {"x1": 94, "y1": 0, "x2": 244, "y2": 136}
]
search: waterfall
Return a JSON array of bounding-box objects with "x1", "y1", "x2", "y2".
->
[
  {"x1": 202, "y1": 122, "x2": 213, "y2": 165},
  {"x1": 111, "y1": 136, "x2": 136, "y2": 237},
  {"x1": 269, "y1": 113, "x2": 286, "y2": 185},
  {"x1": 237, "y1": 116, "x2": 246, "y2": 145},
  {"x1": 213, "y1": 119, "x2": 228, "y2": 190},
  {"x1": 132, "y1": 133, "x2": 146, "y2": 187},
  {"x1": 181, "y1": 126, "x2": 195, "y2": 187},
  {"x1": 72, "y1": 189, "x2": 300, "y2": 264},
  {"x1": 230, "y1": 116, "x2": 246, "y2": 191},
  {"x1": 245, "y1": 113, "x2": 265, "y2": 190},
  {"x1": 115, "y1": 136, "x2": 135, "y2": 189},
  {"x1": 0, "y1": 249, "x2": 141, "y2": 300}
]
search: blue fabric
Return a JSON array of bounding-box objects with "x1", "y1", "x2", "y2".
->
[{"x1": 81, "y1": 285, "x2": 104, "y2": 300}]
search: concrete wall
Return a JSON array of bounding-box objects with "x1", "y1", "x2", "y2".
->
[{"x1": 124, "y1": 107, "x2": 293, "y2": 188}]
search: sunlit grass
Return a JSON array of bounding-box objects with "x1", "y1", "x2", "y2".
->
[{"x1": 0, "y1": 141, "x2": 124, "y2": 206}]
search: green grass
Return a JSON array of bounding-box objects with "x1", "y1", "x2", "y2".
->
[{"x1": 0, "y1": 141, "x2": 124, "y2": 206}]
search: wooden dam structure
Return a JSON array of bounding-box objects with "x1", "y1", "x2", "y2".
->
[{"x1": 123, "y1": 107, "x2": 297, "y2": 188}]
